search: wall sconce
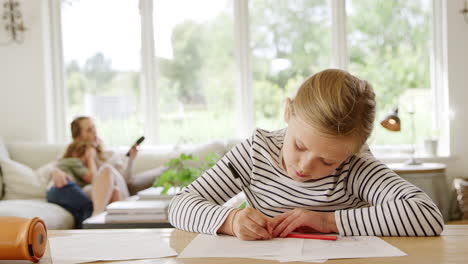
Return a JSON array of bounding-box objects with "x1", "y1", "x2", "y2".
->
[
  {"x1": 2, "y1": 0, "x2": 26, "y2": 44},
  {"x1": 462, "y1": 0, "x2": 468, "y2": 24}
]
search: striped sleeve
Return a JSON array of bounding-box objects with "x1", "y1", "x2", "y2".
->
[
  {"x1": 167, "y1": 136, "x2": 253, "y2": 235},
  {"x1": 335, "y1": 153, "x2": 444, "y2": 236}
]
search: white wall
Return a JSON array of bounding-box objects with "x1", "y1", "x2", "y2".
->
[
  {"x1": 0, "y1": 0, "x2": 467, "y2": 180},
  {"x1": 0, "y1": 0, "x2": 52, "y2": 142},
  {"x1": 444, "y1": 0, "x2": 468, "y2": 181}
]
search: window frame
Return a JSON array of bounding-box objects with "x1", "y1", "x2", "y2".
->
[{"x1": 51, "y1": 0, "x2": 449, "y2": 157}]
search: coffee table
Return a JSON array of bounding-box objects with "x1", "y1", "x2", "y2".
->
[
  {"x1": 82, "y1": 211, "x2": 173, "y2": 229},
  {"x1": 82, "y1": 195, "x2": 173, "y2": 229}
]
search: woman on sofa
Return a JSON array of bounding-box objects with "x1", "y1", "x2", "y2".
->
[{"x1": 47, "y1": 116, "x2": 138, "y2": 228}]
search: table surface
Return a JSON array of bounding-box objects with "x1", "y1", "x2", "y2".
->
[{"x1": 39, "y1": 225, "x2": 468, "y2": 264}]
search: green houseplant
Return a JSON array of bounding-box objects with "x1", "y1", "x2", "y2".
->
[{"x1": 153, "y1": 152, "x2": 219, "y2": 194}]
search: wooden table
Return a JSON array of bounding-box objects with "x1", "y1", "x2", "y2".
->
[{"x1": 39, "y1": 225, "x2": 468, "y2": 264}]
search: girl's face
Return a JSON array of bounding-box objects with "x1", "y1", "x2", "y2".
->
[
  {"x1": 282, "y1": 113, "x2": 357, "y2": 182},
  {"x1": 77, "y1": 118, "x2": 98, "y2": 144}
]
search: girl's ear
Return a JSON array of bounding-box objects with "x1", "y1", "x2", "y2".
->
[{"x1": 284, "y1": 98, "x2": 292, "y2": 124}]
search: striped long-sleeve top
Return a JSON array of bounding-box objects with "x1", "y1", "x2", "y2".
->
[{"x1": 168, "y1": 128, "x2": 444, "y2": 236}]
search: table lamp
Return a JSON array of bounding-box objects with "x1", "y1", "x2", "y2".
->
[
  {"x1": 380, "y1": 108, "x2": 401, "y2": 132},
  {"x1": 380, "y1": 106, "x2": 421, "y2": 165}
]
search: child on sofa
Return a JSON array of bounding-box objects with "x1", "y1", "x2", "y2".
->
[
  {"x1": 46, "y1": 141, "x2": 97, "y2": 228},
  {"x1": 55, "y1": 141, "x2": 96, "y2": 188}
]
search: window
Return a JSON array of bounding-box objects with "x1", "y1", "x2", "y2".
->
[
  {"x1": 250, "y1": 0, "x2": 331, "y2": 130},
  {"x1": 58, "y1": 0, "x2": 445, "y2": 154},
  {"x1": 62, "y1": 0, "x2": 143, "y2": 146},
  {"x1": 153, "y1": 0, "x2": 236, "y2": 144},
  {"x1": 347, "y1": 0, "x2": 433, "y2": 149}
]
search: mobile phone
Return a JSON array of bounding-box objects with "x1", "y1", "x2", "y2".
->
[{"x1": 126, "y1": 136, "x2": 145, "y2": 156}]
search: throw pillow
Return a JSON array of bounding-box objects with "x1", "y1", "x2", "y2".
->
[
  {"x1": 0, "y1": 158, "x2": 47, "y2": 200},
  {"x1": 0, "y1": 137, "x2": 7, "y2": 199}
]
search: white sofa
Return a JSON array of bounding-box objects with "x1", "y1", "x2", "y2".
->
[{"x1": 0, "y1": 138, "x2": 235, "y2": 229}]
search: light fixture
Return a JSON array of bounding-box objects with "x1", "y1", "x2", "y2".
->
[
  {"x1": 380, "y1": 106, "x2": 421, "y2": 165},
  {"x1": 380, "y1": 107, "x2": 401, "y2": 132},
  {"x1": 1, "y1": 0, "x2": 26, "y2": 44}
]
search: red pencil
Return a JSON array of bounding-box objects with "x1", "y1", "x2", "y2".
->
[{"x1": 286, "y1": 233, "x2": 337, "y2": 241}]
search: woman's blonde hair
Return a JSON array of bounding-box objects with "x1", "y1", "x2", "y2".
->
[
  {"x1": 289, "y1": 69, "x2": 376, "y2": 150},
  {"x1": 70, "y1": 116, "x2": 107, "y2": 162}
]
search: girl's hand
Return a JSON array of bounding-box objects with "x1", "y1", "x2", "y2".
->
[
  {"x1": 271, "y1": 209, "x2": 338, "y2": 238},
  {"x1": 230, "y1": 208, "x2": 273, "y2": 241}
]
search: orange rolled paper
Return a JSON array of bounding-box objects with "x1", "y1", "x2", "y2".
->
[{"x1": 0, "y1": 216, "x2": 47, "y2": 263}]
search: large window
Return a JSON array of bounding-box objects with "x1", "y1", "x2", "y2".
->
[
  {"x1": 59, "y1": 0, "x2": 443, "y2": 154},
  {"x1": 62, "y1": 0, "x2": 143, "y2": 146},
  {"x1": 153, "y1": 0, "x2": 236, "y2": 144},
  {"x1": 250, "y1": 0, "x2": 331, "y2": 130},
  {"x1": 347, "y1": 0, "x2": 433, "y2": 147}
]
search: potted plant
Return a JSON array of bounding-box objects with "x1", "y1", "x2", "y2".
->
[{"x1": 153, "y1": 152, "x2": 219, "y2": 195}]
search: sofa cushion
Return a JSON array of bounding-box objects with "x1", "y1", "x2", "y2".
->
[
  {"x1": 128, "y1": 166, "x2": 167, "y2": 195},
  {"x1": 0, "y1": 199, "x2": 74, "y2": 229},
  {"x1": 181, "y1": 141, "x2": 229, "y2": 159},
  {"x1": 0, "y1": 137, "x2": 7, "y2": 199},
  {"x1": 132, "y1": 148, "x2": 177, "y2": 174},
  {"x1": 6, "y1": 142, "x2": 66, "y2": 170},
  {"x1": 0, "y1": 158, "x2": 47, "y2": 200}
]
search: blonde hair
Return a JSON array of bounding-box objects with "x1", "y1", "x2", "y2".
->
[
  {"x1": 70, "y1": 116, "x2": 107, "y2": 162},
  {"x1": 289, "y1": 69, "x2": 376, "y2": 150},
  {"x1": 63, "y1": 141, "x2": 93, "y2": 159}
]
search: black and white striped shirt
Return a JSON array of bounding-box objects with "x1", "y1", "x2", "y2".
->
[{"x1": 168, "y1": 128, "x2": 444, "y2": 236}]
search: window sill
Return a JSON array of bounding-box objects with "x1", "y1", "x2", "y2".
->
[{"x1": 376, "y1": 155, "x2": 457, "y2": 164}]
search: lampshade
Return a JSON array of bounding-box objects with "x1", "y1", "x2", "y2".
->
[{"x1": 380, "y1": 107, "x2": 401, "y2": 132}]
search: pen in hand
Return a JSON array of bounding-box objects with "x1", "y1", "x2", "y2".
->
[
  {"x1": 227, "y1": 162, "x2": 255, "y2": 208},
  {"x1": 286, "y1": 233, "x2": 337, "y2": 241}
]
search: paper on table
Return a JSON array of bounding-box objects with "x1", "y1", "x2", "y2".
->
[
  {"x1": 178, "y1": 234, "x2": 303, "y2": 259},
  {"x1": 256, "y1": 256, "x2": 327, "y2": 263},
  {"x1": 48, "y1": 232, "x2": 177, "y2": 264},
  {"x1": 277, "y1": 236, "x2": 406, "y2": 262}
]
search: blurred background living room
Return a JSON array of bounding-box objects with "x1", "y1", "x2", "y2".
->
[{"x1": 1, "y1": 0, "x2": 468, "y2": 229}]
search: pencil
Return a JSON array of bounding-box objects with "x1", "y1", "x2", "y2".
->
[
  {"x1": 286, "y1": 233, "x2": 337, "y2": 241},
  {"x1": 227, "y1": 162, "x2": 253, "y2": 208}
]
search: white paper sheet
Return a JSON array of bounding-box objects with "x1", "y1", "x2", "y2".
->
[
  {"x1": 255, "y1": 256, "x2": 327, "y2": 263},
  {"x1": 178, "y1": 234, "x2": 303, "y2": 258},
  {"x1": 277, "y1": 236, "x2": 406, "y2": 262},
  {"x1": 178, "y1": 234, "x2": 405, "y2": 262},
  {"x1": 48, "y1": 232, "x2": 177, "y2": 264}
]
